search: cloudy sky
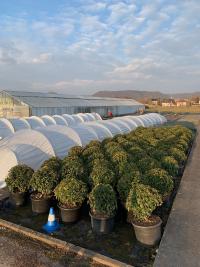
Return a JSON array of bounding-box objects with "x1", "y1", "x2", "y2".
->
[{"x1": 0, "y1": 0, "x2": 200, "y2": 95}]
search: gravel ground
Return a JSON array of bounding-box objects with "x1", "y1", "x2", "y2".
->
[{"x1": 0, "y1": 228, "x2": 104, "y2": 267}]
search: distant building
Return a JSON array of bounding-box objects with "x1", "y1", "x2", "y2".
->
[
  {"x1": 0, "y1": 90, "x2": 145, "y2": 118},
  {"x1": 176, "y1": 99, "x2": 189, "y2": 107},
  {"x1": 151, "y1": 98, "x2": 159, "y2": 105},
  {"x1": 161, "y1": 99, "x2": 176, "y2": 107}
]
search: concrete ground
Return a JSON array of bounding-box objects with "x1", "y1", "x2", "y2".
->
[
  {"x1": 0, "y1": 228, "x2": 103, "y2": 267},
  {"x1": 154, "y1": 115, "x2": 200, "y2": 267}
]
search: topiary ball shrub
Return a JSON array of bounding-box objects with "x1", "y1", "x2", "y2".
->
[
  {"x1": 89, "y1": 184, "x2": 117, "y2": 218},
  {"x1": 6, "y1": 164, "x2": 34, "y2": 193},
  {"x1": 54, "y1": 177, "x2": 88, "y2": 209},
  {"x1": 90, "y1": 163, "x2": 116, "y2": 187},
  {"x1": 142, "y1": 168, "x2": 174, "y2": 198},
  {"x1": 169, "y1": 148, "x2": 186, "y2": 164},
  {"x1": 161, "y1": 156, "x2": 179, "y2": 177},
  {"x1": 68, "y1": 146, "x2": 84, "y2": 157},
  {"x1": 41, "y1": 157, "x2": 62, "y2": 182},
  {"x1": 117, "y1": 170, "x2": 140, "y2": 203},
  {"x1": 136, "y1": 156, "x2": 160, "y2": 174},
  {"x1": 61, "y1": 155, "x2": 87, "y2": 183},
  {"x1": 126, "y1": 183, "x2": 162, "y2": 222},
  {"x1": 29, "y1": 166, "x2": 57, "y2": 198}
]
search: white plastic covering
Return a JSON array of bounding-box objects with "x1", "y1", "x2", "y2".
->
[
  {"x1": 62, "y1": 114, "x2": 75, "y2": 125},
  {"x1": 52, "y1": 115, "x2": 68, "y2": 126},
  {"x1": 25, "y1": 116, "x2": 46, "y2": 129},
  {"x1": 71, "y1": 114, "x2": 83, "y2": 123},
  {"x1": 93, "y1": 113, "x2": 102, "y2": 120},
  {"x1": 0, "y1": 113, "x2": 166, "y2": 188},
  {"x1": 0, "y1": 118, "x2": 15, "y2": 139},
  {"x1": 84, "y1": 122, "x2": 113, "y2": 140},
  {"x1": 96, "y1": 120, "x2": 123, "y2": 135},
  {"x1": 35, "y1": 127, "x2": 79, "y2": 158},
  {"x1": 41, "y1": 115, "x2": 56, "y2": 126},
  {"x1": 109, "y1": 119, "x2": 131, "y2": 133},
  {"x1": 70, "y1": 124, "x2": 99, "y2": 145},
  {"x1": 9, "y1": 118, "x2": 30, "y2": 131}
]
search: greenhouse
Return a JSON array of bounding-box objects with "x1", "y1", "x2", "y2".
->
[{"x1": 0, "y1": 113, "x2": 166, "y2": 188}]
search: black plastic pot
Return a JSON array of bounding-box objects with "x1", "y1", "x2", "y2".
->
[
  {"x1": 11, "y1": 192, "x2": 25, "y2": 206},
  {"x1": 31, "y1": 195, "x2": 50, "y2": 214},
  {"x1": 59, "y1": 205, "x2": 80, "y2": 223},
  {"x1": 90, "y1": 212, "x2": 115, "y2": 234},
  {"x1": 132, "y1": 216, "x2": 162, "y2": 246}
]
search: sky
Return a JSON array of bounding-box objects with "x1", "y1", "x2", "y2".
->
[{"x1": 0, "y1": 0, "x2": 200, "y2": 95}]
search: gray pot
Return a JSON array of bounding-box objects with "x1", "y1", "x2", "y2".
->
[
  {"x1": 31, "y1": 195, "x2": 50, "y2": 214},
  {"x1": 11, "y1": 192, "x2": 25, "y2": 206},
  {"x1": 58, "y1": 205, "x2": 80, "y2": 223},
  {"x1": 132, "y1": 217, "x2": 162, "y2": 246}
]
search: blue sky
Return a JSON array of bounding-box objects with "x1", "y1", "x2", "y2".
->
[{"x1": 0, "y1": 0, "x2": 200, "y2": 94}]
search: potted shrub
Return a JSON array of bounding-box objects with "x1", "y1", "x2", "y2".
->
[
  {"x1": 117, "y1": 170, "x2": 140, "y2": 204},
  {"x1": 126, "y1": 183, "x2": 162, "y2": 246},
  {"x1": 89, "y1": 184, "x2": 117, "y2": 234},
  {"x1": 54, "y1": 177, "x2": 87, "y2": 223},
  {"x1": 90, "y1": 163, "x2": 116, "y2": 187},
  {"x1": 62, "y1": 155, "x2": 86, "y2": 182},
  {"x1": 5, "y1": 164, "x2": 34, "y2": 206},
  {"x1": 142, "y1": 168, "x2": 174, "y2": 201},
  {"x1": 161, "y1": 156, "x2": 179, "y2": 177},
  {"x1": 41, "y1": 157, "x2": 62, "y2": 181},
  {"x1": 29, "y1": 166, "x2": 57, "y2": 213}
]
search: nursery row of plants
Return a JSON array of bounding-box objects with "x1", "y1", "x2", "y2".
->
[{"x1": 5, "y1": 124, "x2": 194, "y2": 246}]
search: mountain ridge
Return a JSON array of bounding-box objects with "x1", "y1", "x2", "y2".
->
[{"x1": 93, "y1": 90, "x2": 200, "y2": 100}]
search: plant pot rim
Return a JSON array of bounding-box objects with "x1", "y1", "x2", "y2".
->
[
  {"x1": 12, "y1": 191, "x2": 25, "y2": 195},
  {"x1": 132, "y1": 216, "x2": 162, "y2": 229},
  {"x1": 58, "y1": 204, "x2": 81, "y2": 211},
  {"x1": 30, "y1": 194, "x2": 50, "y2": 201},
  {"x1": 89, "y1": 211, "x2": 115, "y2": 220}
]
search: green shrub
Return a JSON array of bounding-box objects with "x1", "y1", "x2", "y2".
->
[
  {"x1": 161, "y1": 156, "x2": 179, "y2": 176},
  {"x1": 136, "y1": 157, "x2": 159, "y2": 174},
  {"x1": 54, "y1": 177, "x2": 87, "y2": 208},
  {"x1": 169, "y1": 148, "x2": 186, "y2": 163},
  {"x1": 90, "y1": 164, "x2": 116, "y2": 186},
  {"x1": 142, "y1": 168, "x2": 173, "y2": 197},
  {"x1": 126, "y1": 183, "x2": 162, "y2": 222},
  {"x1": 68, "y1": 146, "x2": 84, "y2": 157},
  {"x1": 41, "y1": 157, "x2": 62, "y2": 181},
  {"x1": 117, "y1": 170, "x2": 140, "y2": 203},
  {"x1": 29, "y1": 166, "x2": 57, "y2": 197},
  {"x1": 6, "y1": 165, "x2": 34, "y2": 193},
  {"x1": 89, "y1": 184, "x2": 117, "y2": 217},
  {"x1": 62, "y1": 155, "x2": 86, "y2": 182}
]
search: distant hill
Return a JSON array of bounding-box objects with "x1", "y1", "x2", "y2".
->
[{"x1": 93, "y1": 90, "x2": 200, "y2": 100}]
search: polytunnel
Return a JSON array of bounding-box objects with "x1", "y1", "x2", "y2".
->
[
  {"x1": 35, "y1": 127, "x2": 79, "y2": 158},
  {"x1": 41, "y1": 115, "x2": 56, "y2": 126},
  {"x1": 52, "y1": 115, "x2": 68, "y2": 126},
  {"x1": 85, "y1": 113, "x2": 97, "y2": 121},
  {"x1": 110, "y1": 119, "x2": 131, "y2": 133},
  {"x1": 9, "y1": 118, "x2": 30, "y2": 131},
  {"x1": 62, "y1": 114, "x2": 75, "y2": 125},
  {"x1": 93, "y1": 113, "x2": 102, "y2": 120},
  {"x1": 126, "y1": 116, "x2": 145, "y2": 127},
  {"x1": 77, "y1": 113, "x2": 90, "y2": 122},
  {"x1": 141, "y1": 115, "x2": 155, "y2": 126},
  {"x1": 84, "y1": 122, "x2": 113, "y2": 140},
  {"x1": 0, "y1": 118, "x2": 15, "y2": 140},
  {"x1": 25, "y1": 116, "x2": 46, "y2": 129},
  {"x1": 118, "y1": 117, "x2": 138, "y2": 130},
  {"x1": 0, "y1": 144, "x2": 54, "y2": 188},
  {"x1": 70, "y1": 124, "x2": 99, "y2": 145},
  {"x1": 96, "y1": 120, "x2": 123, "y2": 136},
  {"x1": 71, "y1": 114, "x2": 83, "y2": 124}
]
